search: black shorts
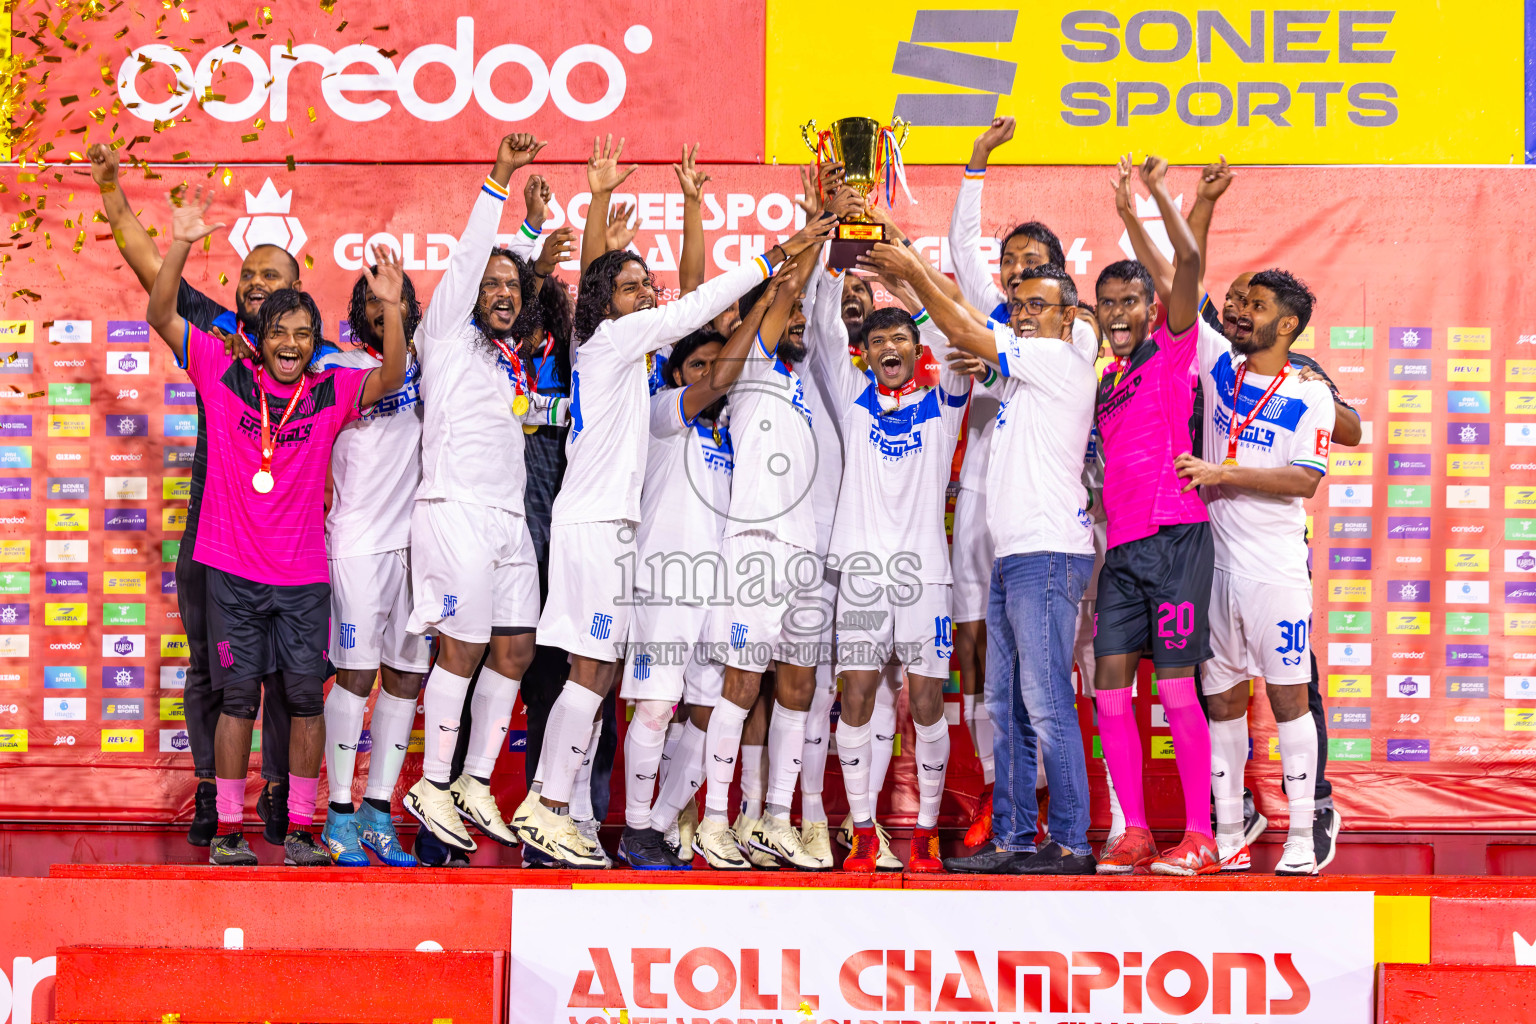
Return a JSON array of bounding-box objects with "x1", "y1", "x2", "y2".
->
[
  {"x1": 205, "y1": 567, "x2": 330, "y2": 690},
  {"x1": 1093, "y1": 521, "x2": 1214, "y2": 669}
]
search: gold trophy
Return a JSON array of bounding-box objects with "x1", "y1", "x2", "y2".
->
[{"x1": 801, "y1": 115, "x2": 911, "y2": 270}]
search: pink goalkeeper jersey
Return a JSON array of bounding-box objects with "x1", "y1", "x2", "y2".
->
[
  {"x1": 1094, "y1": 319, "x2": 1208, "y2": 549},
  {"x1": 183, "y1": 325, "x2": 371, "y2": 585}
]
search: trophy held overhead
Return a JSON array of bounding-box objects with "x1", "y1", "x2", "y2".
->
[{"x1": 801, "y1": 116, "x2": 912, "y2": 271}]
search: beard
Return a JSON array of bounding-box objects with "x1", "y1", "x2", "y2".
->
[
  {"x1": 1231, "y1": 315, "x2": 1280, "y2": 356},
  {"x1": 471, "y1": 304, "x2": 518, "y2": 357},
  {"x1": 778, "y1": 333, "x2": 808, "y2": 364}
]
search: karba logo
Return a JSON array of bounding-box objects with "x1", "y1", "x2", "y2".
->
[
  {"x1": 567, "y1": 947, "x2": 1312, "y2": 1015},
  {"x1": 117, "y1": 19, "x2": 654, "y2": 125}
]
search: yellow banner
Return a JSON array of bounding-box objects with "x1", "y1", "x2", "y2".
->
[{"x1": 764, "y1": 0, "x2": 1523, "y2": 164}]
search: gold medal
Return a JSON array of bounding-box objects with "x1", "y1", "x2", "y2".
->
[
  {"x1": 523, "y1": 424, "x2": 538, "y2": 435},
  {"x1": 512, "y1": 393, "x2": 530, "y2": 417},
  {"x1": 1221, "y1": 457, "x2": 1239, "y2": 468},
  {"x1": 712, "y1": 424, "x2": 723, "y2": 446},
  {"x1": 251, "y1": 469, "x2": 275, "y2": 493}
]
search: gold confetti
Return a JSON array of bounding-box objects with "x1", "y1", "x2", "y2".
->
[
  {"x1": 163, "y1": 1015, "x2": 181, "y2": 1024},
  {"x1": 320, "y1": 0, "x2": 337, "y2": 11},
  {"x1": 218, "y1": 271, "x2": 228, "y2": 285},
  {"x1": 307, "y1": 106, "x2": 317, "y2": 122},
  {"x1": 285, "y1": 154, "x2": 296, "y2": 172},
  {"x1": 72, "y1": 231, "x2": 85, "y2": 254},
  {"x1": 798, "y1": 1001, "x2": 815, "y2": 1021},
  {"x1": 336, "y1": 20, "x2": 348, "y2": 30},
  {"x1": 202, "y1": 236, "x2": 212, "y2": 252},
  {"x1": 303, "y1": 254, "x2": 314, "y2": 269},
  {"x1": 172, "y1": 151, "x2": 190, "y2": 161},
  {"x1": 222, "y1": 168, "x2": 233, "y2": 186},
  {"x1": 228, "y1": 19, "x2": 249, "y2": 31},
  {"x1": 252, "y1": 117, "x2": 265, "y2": 131},
  {"x1": 25, "y1": 391, "x2": 45, "y2": 400},
  {"x1": 240, "y1": 133, "x2": 258, "y2": 143}
]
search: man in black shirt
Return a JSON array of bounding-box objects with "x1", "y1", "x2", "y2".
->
[{"x1": 90, "y1": 144, "x2": 295, "y2": 847}]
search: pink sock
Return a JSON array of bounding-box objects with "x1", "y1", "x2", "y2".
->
[
  {"x1": 1094, "y1": 687, "x2": 1148, "y2": 830},
  {"x1": 1159, "y1": 677, "x2": 1213, "y2": 838},
  {"x1": 287, "y1": 774, "x2": 319, "y2": 832},
  {"x1": 215, "y1": 777, "x2": 244, "y2": 824}
]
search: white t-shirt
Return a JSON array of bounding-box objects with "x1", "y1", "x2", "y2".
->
[
  {"x1": 553, "y1": 257, "x2": 769, "y2": 527},
  {"x1": 798, "y1": 267, "x2": 846, "y2": 555},
  {"x1": 635, "y1": 387, "x2": 733, "y2": 597},
  {"x1": 808, "y1": 281, "x2": 969, "y2": 586},
  {"x1": 1197, "y1": 322, "x2": 1334, "y2": 587},
  {"x1": 985, "y1": 322, "x2": 1098, "y2": 558},
  {"x1": 317, "y1": 345, "x2": 422, "y2": 557},
  {"x1": 414, "y1": 179, "x2": 540, "y2": 513}
]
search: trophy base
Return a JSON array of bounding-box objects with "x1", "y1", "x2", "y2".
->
[{"x1": 827, "y1": 221, "x2": 884, "y2": 271}]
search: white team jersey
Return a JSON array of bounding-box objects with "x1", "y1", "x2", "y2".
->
[
  {"x1": 957, "y1": 389, "x2": 999, "y2": 495},
  {"x1": 635, "y1": 387, "x2": 733, "y2": 596},
  {"x1": 807, "y1": 268, "x2": 970, "y2": 585},
  {"x1": 1197, "y1": 322, "x2": 1335, "y2": 587},
  {"x1": 798, "y1": 268, "x2": 846, "y2": 555},
  {"x1": 553, "y1": 258, "x2": 768, "y2": 527},
  {"x1": 316, "y1": 345, "x2": 422, "y2": 556},
  {"x1": 414, "y1": 179, "x2": 540, "y2": 513},
  {"x1": 985, "y1": 322, "x2": 1098, "y2": 558}
]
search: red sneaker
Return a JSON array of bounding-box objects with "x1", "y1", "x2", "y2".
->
[
  {"x1": 843, "y1": 826, "x2": 878, "y2": 872},
  {"x1": 963, "y1": 788, "x2": 993, "y2": 848},
  {"x1": 1218, "y1": 841, "x2": 1252, "y2": 872},
  {"x1": 1150, "y1": 831, "x2": 1221, "y2": 876},
  {"x1": 1095, "y1": 826, "x2": 1158, "y2": 875},
  {"x1": 907, "y1": 827, "x2": 944, "y2": 873}
]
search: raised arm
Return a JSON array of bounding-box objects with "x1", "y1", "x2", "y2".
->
[
  {"x1": 693, "y1": 272, "x2": 778, "y2": 410},
  {"x1": 147, "y1": 187, "x2": 225, "y2": 366},
  {"x1": 674, "y1": 144, "x2": 710, "y2": 295},
  {"x1": 947, "y1": 117, "x2": 1013, "y2": 312},
  {"x1": 357, "y1": 244, "x2": 408, "y2": 407},
  {"x1": 803, "y1": 264, "x2": 867, "y2": 407},
  {"x1": 89, "y1": 143, "x2": 164, "y2": 293},
  {"x1": 1140, "y1": 156, "x2": 1200, "y2": 334},
  {"x1": 859, "y1": 241, "x2": 997, "y2": 362},
  {"x1": 1112, "y1": 154, "x2": 1174, "y2": 303},
  {"x1": 1187, "y1": 157, "x2": 1232, "y2": 290},
  {"x1": 580, "y1": 135, "x2": 638, "y2": 274}
]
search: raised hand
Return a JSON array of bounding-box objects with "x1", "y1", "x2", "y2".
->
[
  {"x1": 817, "y1": 160, "x2": 846, "y2": 199},
  {"x1": 1138, "y1": 154, "x2": 1168, "y2": 191},
  {"x1": 945, "y1": 348, "x2": 992, "y2": 381},
  {"x1": 169, "y1": 186, "x2": 225, "y2": 244},
  {"x1": 825, "y1": 185, "x2": 867, "y2": 222},
  {"x1": 856, "y1": 239, "x2": 927, "y2": 283},
  {"x1": 795, "y1": 164, "x2": 823, "y2": 219},
  {"x1": 88, "y1": 143, "x2": 120, "y2": 189},
  {"x1": 1112, "y1": 153, "x2": 1134, "y2": 218},
  {"x1": 973, "y1": 116, "x2": 1015, "y2": 156},
  {"x1": 1197, "y1": 156, "x2": 1233, "y2": 202},
  {"x1": 362, "y1": 243, "x2": 403, "y2": 306},
  {"x1": 496, "y1": 133, "x2": 547, "y2": 176},
  {"x1": 672, "y1": 143, "x2": 709, "y2": 202},
  {"x1": 588, "y1": 134, "x2": 638, "y2": 194},
  {"x1": 779, "y1": 210, "x2": 838, "y2": 259},
  {"x1": 536, "y1": 225, "x2": 577, "y2": 277},
  {"x1": 605, "y1": 201, "x2": 637, "y2": 252},
  {"x1": 523, "y1": 174, "x2": 554, "y2": 228}
]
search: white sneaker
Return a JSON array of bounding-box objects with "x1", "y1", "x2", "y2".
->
[
  {"x1": 1274, "y1": 834, "x2": 1318, "y2": 876},
  {"x1": 874, "y1": 823, "x2": 902, "y2": 871},
  {"x1": 676, "y1": 800, "x2": 698, "y2": 864},
  {"x1": 405, "y1": 778, "x2": 476, "y2": 852},
  {"x1": 834, "y1": 812, "x2": 854, "y2": 850},
  {"x1": 449, "y1": 776, "x2": 520, "y2": 847},
  {"x1": 692, "y1": 817, "x2": 751, "y2": 870},
  {"x1": 574, "y1": 817, "x2": 612, "y2": 868},
  {"x1": 733, "y1": 813, "x2": 780, "y2": 869},
  {"x1": 799, "y1": 820, "x2": 833, "y2": 869},
  {"x1": 1216, "y1": 838, "x2": 1251, "y2": 872},
  {"x1": 754, "y1": 814, "x2": 824, "y2": 870},
  {"x1": 509, "y1": 792, "x2": 606, "y2": 869}
]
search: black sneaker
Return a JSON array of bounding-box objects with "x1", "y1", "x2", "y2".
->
[
  {"x1": 617, "y1": 826, "x2": 690, "y2": 870},
  {"x1": 209, "y1": 832, "x2": 258, "y2": 866},
  {"x1": 413, "y1": 827, "x2": 471, "y2": 867},
  {"x1": 941, "y1": 839, "x2": 1031, "y2": 875},
  {"x1": 187, "y1": 780, "x2": 218, "y2": 847},
  {"x1": 521, "y1": 845, "x2": 556, "y2": 868},
  {"x1": 1242, "y1": 787, "x2": 1269, "y2": 844},
  {"x1": 1313, "y1": 806, "x2": 1341, "y2": 872},
  {"x1": 256, "y1": 779, "x2": 289, "y2": 846},
  {"x1": 1016, "y1": 840, "x2": 1097, "y2": 875},
  {"x1": 283, "y1": 829, "x2": 331, "y2": 867}
]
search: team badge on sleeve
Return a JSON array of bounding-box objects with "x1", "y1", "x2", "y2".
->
[{"x1": 1315, "y1": 429, "x2": 1332, "y2": 457}]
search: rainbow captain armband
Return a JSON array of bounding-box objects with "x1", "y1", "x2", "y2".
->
[{"x1": 481, "y1": 176, "x2": 510, "y2": 202}]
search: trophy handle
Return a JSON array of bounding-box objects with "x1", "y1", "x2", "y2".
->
[
  {"x1": 800, "y1": 120, "x2": 819, "y2": 155},
  {"x1": 892, "y1": 116, "x2": 911, "y2": 149}
]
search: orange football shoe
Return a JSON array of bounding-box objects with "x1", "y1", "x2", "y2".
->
[
  {"x1": 962, "y1": 788, "x2": 993, "y2": 848},
  {"x1": 843, "y1": 826, "x2": 878, "y2": 872},
  {"x1": 1095, "y1": 826, "x2": 1159, "y2": 875},
  {"x1": 907, "y1": 827, "x2": 944, "y2": 873},
  {"x1": 1150, "y1": 831, "x2": 1221, "y2": 876}
]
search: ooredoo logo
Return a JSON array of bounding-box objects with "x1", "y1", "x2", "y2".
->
[
  {"x1": 117, "y1": 19, "x2": 654, "y2": 125},
  {"x1": 229, "y1": 180, "x2": 307, "y2": 261}
]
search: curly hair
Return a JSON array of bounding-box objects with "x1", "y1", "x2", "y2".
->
[
  {"x1": 471, "y1": 247, "x2": 539, "y2": 341},
  {"x1": 345, "y1": 268, "x2": 422, "y2": 351},
  {"x1": 254, "y1": 288, "x2": 324, "y2": 361},
  {"x1": 574, "y1": 250, "x2": 649, "y2": 345},
  {"x1": 514, "y1": 276, "x2": 575, "y2": 392}
]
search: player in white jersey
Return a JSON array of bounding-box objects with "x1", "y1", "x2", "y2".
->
[
  {"x1": 804, "y1": 253, "x2": 970, "y2": 873},
  {"x1": 1175, "y1": 269, "x2": 1334, "y2": 877},
  {"x1": 615, "y1": 283, "x2": 795, "y2": 869},
  {"x1": 513, "y1": 136, "x2": 836, "y2": 867},
  {"x1": 402, "y1": 134, "x2": 571, "y2": 853},
  {"x1": 313, "y1": 257, "x2": 429, "y2": 868}
]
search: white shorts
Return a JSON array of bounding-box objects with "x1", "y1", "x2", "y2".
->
[
  {"x1": 539, "y1": 520, "x2": 635, "y2": 662},
  {"x1": 329, "y1": 548, "x2": 432, "y2": 673},
  {"x1": 1202, "y1": 568, "x2": 1314, "y2": 695},
  {"x1": 620, "y1": 595, "x2": 724, "y2": 705},
  {"x1": 834, "y1": 574, "x2": 954, "y2": 680},
  {"x1": 407, "y1": 499, "x2": 540, "y2": 644},
  {"x1": 951, "y1": 487, "x2": 994, "y2": 624},
  {"x1": 709, "y1": 531, "x2": 829, "y2": 672}
]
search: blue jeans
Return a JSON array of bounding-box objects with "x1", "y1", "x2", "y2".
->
[{"x1": 985, "y1": 551, "x2": 1094, "y2": 854}]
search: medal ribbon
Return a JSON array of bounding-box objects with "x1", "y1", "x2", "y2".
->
[
  {"x1": 876, "y1": 376, "x2": 922, "y2": 411},
  {"x1": 1225, "y1": 362, "x2": 1289, "y2": 463},
  {"x1": 488, "y1": 336, "x2": 529, "y2": 398},
  {"x1": 256, "y1": 367, "x2": 308, "y2": 479}
]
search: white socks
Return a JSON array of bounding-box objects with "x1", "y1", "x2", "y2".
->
[
  {"x1": 537, "y1": 681, "x2": 603, "y2": 805},
  {"x1": 364, "y1": 688, "x2": 417, "y2": 804},
  {"x1": 764, "y1": 701, "x2": 807, "y2": 818},
  {"x1": 651, "y1": 720, "x2": 706, "y2": 831},
  {"x1": 1210, "y1": 715, "x2": 1249, "y2": 842},
  {"x1": 656, "y1": 721, "x2": 685, "y2": 793},
  {"x1": 740, "y1": 744, "x2": 766, "y2": 820},
  {"x1": 799, "y1": 682, "x2": 836, "y2": 824},
  {"x1": 868, "y1": 683, "x2": 897, "y2": 801},
  {"x1": 464, "y1": 667, "x2": 519, "y2": 782},
  {"x1": 624, "y1": 700, "x2": 673, "y2": 830},
  {"x1": 420, "y1": 666, "x2": 471, "y2": 785},
  {"x1": 835, "y1": 717, "x2": 873, "y2": 826},
  {"x1": 962, "y1": 692, "x2": 995, "y2": 786},
  {"x1": 1277, "y1": 715, "x2": 1318, "y2": 840},
  {"x1": 703, "y1": 700, "x2": 749, "y2": 823},
  {"x1": 570, "y1": 717, "x2": 602, "y2": 821},
  {"x1": 913, "y1": 718, "x2": 949, "y2": 829},
  {"x1": 323, "y1": 685, "x2": 367, "y2": 808}
]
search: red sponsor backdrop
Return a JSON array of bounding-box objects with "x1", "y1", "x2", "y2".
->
[{"x1": 0, "y1": 161, "x2": 1534, "y2": 833}]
